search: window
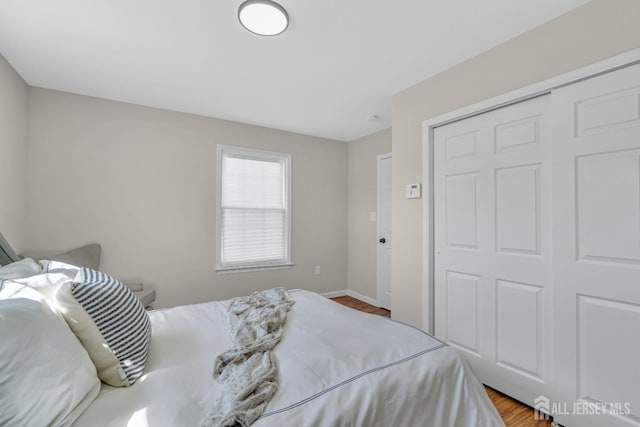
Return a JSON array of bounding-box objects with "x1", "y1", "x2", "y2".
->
[{"x1": 216, "y1": 145, "x2": 291, "y2": 271}]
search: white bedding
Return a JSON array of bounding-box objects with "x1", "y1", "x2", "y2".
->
[{"x1": 72, "y1": 290, "x2": 503, "y2": 427}]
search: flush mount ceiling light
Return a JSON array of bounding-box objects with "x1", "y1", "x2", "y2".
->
[{"x1": 238, "y1": 0, "x2": 289, "y2": 36}]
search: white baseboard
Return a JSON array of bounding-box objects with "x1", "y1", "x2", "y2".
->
[
  {"x1": 321, "y1": 290, "x2": 347, "y2": 298},
  {"x1": 346, "y1": 290, "x2": 378, "y2": 306},
  {"x1": 321, "y1": 289, "x2": 379, "y2": 307}
]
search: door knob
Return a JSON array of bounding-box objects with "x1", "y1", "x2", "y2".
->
[{"x1": 379, "y1": 237, "x2": 386, "y2": 244}]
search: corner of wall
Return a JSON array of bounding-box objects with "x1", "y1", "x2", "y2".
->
[
  {"x1": 0, "y1": 53, "x2": 29, "y2": 253},
  {"x1": 346, "y1": 127, "x2": 392, "y2": 302}
]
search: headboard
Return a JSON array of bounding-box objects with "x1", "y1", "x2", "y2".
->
[
  {"x1": 0, "y1": 233, "x2": 102, "y2": 269},
  {"x1": 0, "y1": 232, "x2": 20, "y2": 266}
]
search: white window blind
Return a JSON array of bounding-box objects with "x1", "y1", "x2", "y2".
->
[{"x1": 217, "y1": 145, "x2": 291, "y2": 271}]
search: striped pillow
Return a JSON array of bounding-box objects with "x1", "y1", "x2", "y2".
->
[{"x1": 56, "y1": 268, "x2": 151, "y2": 387}]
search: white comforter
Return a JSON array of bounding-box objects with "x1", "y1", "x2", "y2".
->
[{"x1": 73, "y1": 290, "x2": 503, "y2": 427}]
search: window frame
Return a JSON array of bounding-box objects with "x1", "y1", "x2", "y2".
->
[{"x1": 215, "y1": 144, "x2": 292, "y2": 273}]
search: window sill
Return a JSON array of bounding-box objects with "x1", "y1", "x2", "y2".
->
[{"x1": 215, "y1": 263, "x2": 294, "y2": 274}]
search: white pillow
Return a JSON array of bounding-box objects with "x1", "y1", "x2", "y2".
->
[
  {"x1": 0, "y1": 283, "x2": 100, "y2": 427},
  {"x1": 40, "y1": 258, "x2": 82, "y2": 279},
  {"x1": 0, "y1": 258, "x2": 41, "y2": 280},
  {"x1": 3, "y1": 271, "x2": 74, "y2": 307}
]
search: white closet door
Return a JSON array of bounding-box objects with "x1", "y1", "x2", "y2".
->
[
  {"x1": 552, "y1": 63, "x2": 640, "y2": 427},
  {"x1": 434, "y1": 95, "x2": 553, "y2": 406}
]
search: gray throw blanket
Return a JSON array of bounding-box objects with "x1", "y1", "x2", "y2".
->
[{"x1": 201, "y1": 287, "x2": 295, "y2": 427}]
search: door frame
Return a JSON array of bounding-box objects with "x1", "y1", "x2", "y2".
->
[
  {"x1": 421, "y1": 48, "x2": 640, "y2": 333},
  {"x1": 377, "y1": 152, "x2": 392, "y2": 309}
]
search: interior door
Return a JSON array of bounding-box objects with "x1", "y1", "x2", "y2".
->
[
  {"x1": 552, "y1": 62, "x2": 640, "y2": 427},
  {"x1": 377, "y1": 153, "x2": 392, "y2": 310},
  {"x1": 434, "y1": 95, "x2": 553, "y2": 407}
]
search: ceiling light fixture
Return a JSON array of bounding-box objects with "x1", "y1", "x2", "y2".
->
[{"x1": 238, "y1": 0, "x2": 289, "y2": 36}]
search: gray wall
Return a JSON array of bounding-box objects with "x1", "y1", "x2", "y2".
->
[
  {"x1": 26, "y1": 88, "x2": 348, "y2": 308},
  {"x1": 391, "y1": 0, "x2": 640, "y2": 326},
  {"x1": 347, "y1": 128, "x2": 391, "y2": 300},
  {"x1": 0, "y1": 54, "x2": 28, "y2": 254}
]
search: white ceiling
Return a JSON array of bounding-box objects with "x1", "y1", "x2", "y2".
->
[{"x1": 0, "y1": 0, "x2": 589, "y2": 142}]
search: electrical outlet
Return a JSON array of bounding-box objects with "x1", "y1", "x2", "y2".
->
[{"x1": 315, "y1": 265, "x2": 321, "y2": 275}]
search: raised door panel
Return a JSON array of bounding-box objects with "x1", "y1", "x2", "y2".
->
[
  {"x1": 576, "y1": 87, "x2": 640, "y2": 137},
  {"x1": 495, "y1": 164, "x2": 540, "y2": 255},
  {"x1": 445, "y1": 172, "x2": 479, "y2": 250},
  {"x1": 576, "y1": 149, "x2": 640, "y2": 265},
  {"x1": 496, "y1": 279, "x2": 543, "y2": 381},
  {"x1": 445, "y1": 271, "x2": 481, "y2": 357},
  {"x1": 577, "y1": 295, "x2": 640, "y2": 422},
  {"x1": 445, "y1": 131, "x2": 478, "y2": 161},
  {"x1": 494, "y1": 115, "x2": 541, "y2": 153}
]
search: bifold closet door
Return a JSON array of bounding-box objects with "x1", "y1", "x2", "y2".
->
[
  {"x1": 552, "y1": 62, "x2": 640, "y2": 427},
  {"x1": 434, "y1": 95, "x2": 553, "y2": 407}
]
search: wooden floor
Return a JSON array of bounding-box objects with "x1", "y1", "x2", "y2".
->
[
  {"x1": 331, "y1": 295, "x2": 391, "y2": 317},
  {"x1": 485, "y1": 386, "x2": 552, "y2": 427},
  {"x1": 330, "y1": 295, "x2": 552, "y2": 427}
]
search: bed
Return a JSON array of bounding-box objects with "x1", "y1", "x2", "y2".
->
[
  {"x1": 70, "y1": 289, "x2": 502, "y2": 426},
  {"x1": 0, "y1": 237, "x2": 502, "y2": 426}
]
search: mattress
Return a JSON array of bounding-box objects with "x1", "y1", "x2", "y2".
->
[{"x1": 72, "y1": 290, "x2": 503, "y2": 426}]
